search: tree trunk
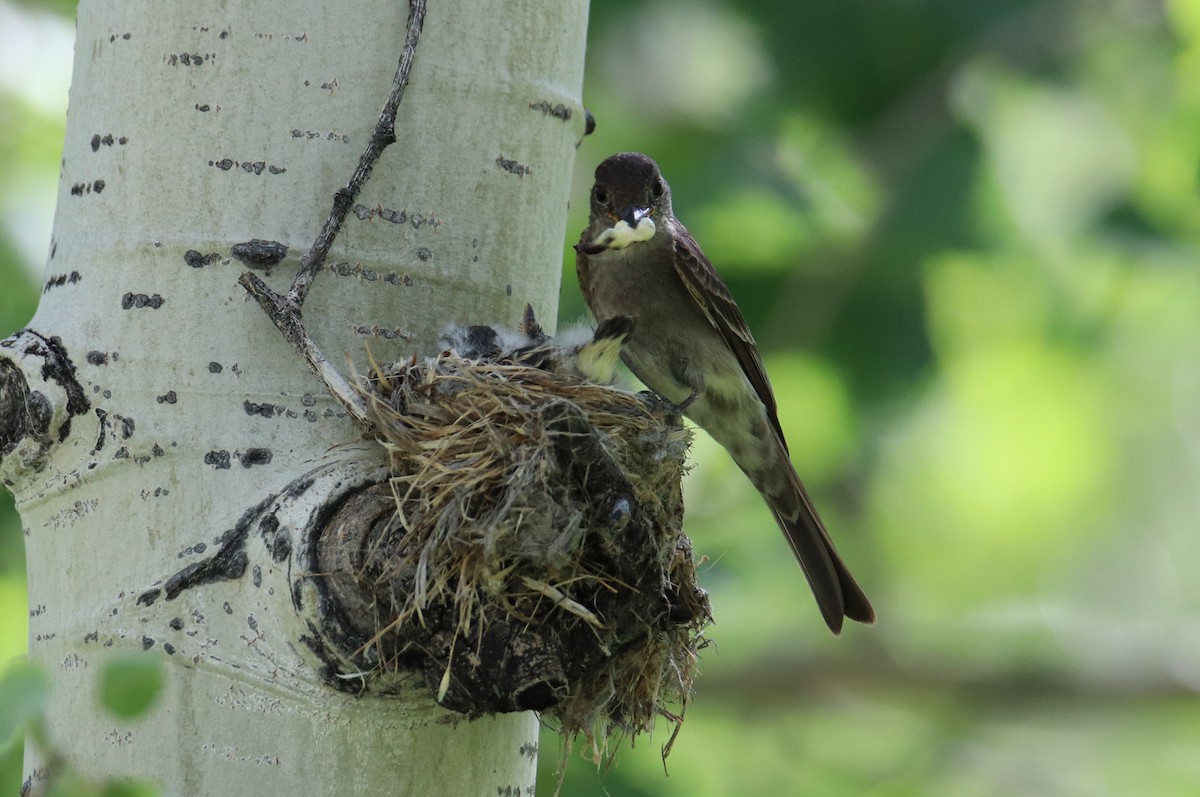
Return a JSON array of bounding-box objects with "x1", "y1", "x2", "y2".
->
[{"x1": 2, "y1": 0, "x2": 588, "y2": 793}]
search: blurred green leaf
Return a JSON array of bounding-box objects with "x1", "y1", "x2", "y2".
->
[
  {"x1": 776, "y1": 113, "x2": 880, "y2": 244},
  {"x1": 43, "y1": 772, "x2": 162, "y2": 797},
  {"x1": 0, "y1": 577, "x2": 27, "y2": 664},
  {"x1": 691, "y1": 188, "x2": 814, "y2": 273},
  {"x1": 45, "y1": 773, "x2": 103, "y2": 797},
  {"x1": 952, "y1": 61, "x2": 1137, "y2": 252},
  {"x1": 98, "y1": 658, "x2": 164, "y2": 720},
  {"x1": 592, "y1": 0, "x2": 772, "y2": 127},
  {"x1": 10, "y1": 0, "x2": 77, "y2": 19},
  {"x1": 766, "y1": 353, "x2": 856, "y2": 480},
  {"x1": 100, "y1": 779, "x2": 163, "y2": 797},
  {"x1": 0, "y1": 734, "x2": 20, "y2": 797},
  {"x1": 0, "y1": 660, "x2": 47, "y2": 749}
]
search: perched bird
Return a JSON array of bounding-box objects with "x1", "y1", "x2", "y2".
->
[{"x1": 575, "y1": 152, "x2": 874, "y2": 633}]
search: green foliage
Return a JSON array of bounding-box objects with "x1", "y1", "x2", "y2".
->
[
  {"x1": 3, "y1": 0, "x2": 1199, "y2": 795},
  {"x1": 0, "y1": 739, "x2": 20, "y2": 797},
  {"x1": 0, "y1": 660, "x2": 163, "y2": 797},
  {"x1": 42, "y1": 773, "x2": 162, "y2": 797},
  {"x1": 97, "y1": 658, "x2": 165, "y2": 720},
  {"x1": 553, "y1": 0, "x2": 1200, "y2": 794},
  {"x1": 0, "y1": 661, "x2": 48, "y2": 748}
]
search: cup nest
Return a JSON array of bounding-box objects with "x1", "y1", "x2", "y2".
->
[{"x1": 318, "y1": 341, "x2": 711, "y2": 752}]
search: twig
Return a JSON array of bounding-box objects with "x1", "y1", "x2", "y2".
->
[
  {"x1": 236, "y1": 0, "x2": 427, "y2": 427},
  {"x1": 287, "y1": 0, "x2": 428, "y2": 308},
  {"x1": 239, "y1": 272, "x2": 371, "y2": 425}
]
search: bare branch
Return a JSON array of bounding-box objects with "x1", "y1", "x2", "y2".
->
[
  {"x1": 236, "y1": 0, "x2": 427, "y2": 427},
  {"x1": 288, "y1": 0, "x2": 428, "y2": 308},
  {"x1": 239, "y1": 271, "x2": 370, "y2": 425}
]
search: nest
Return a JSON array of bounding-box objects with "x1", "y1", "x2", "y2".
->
[{"x1": 317, "y1": 332, "x2": 710, "y2": 752}]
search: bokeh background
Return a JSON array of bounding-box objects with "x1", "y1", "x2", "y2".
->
[{"x1": 3, "y1": 0, "x2": 1200, "y2": 794}]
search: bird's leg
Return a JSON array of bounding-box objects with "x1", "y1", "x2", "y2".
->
[
  {"x1": 673, "y1": 387, "x2": 702, "y2": 414},
  {"x1": 666, "y1": 367, "x2": 705, "y2": 414}
]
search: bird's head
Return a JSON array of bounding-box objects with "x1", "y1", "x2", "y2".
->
[{"x1": 576, "y1": 152, "x2": 671, "y2": 256}]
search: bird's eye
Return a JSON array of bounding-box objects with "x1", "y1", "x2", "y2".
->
[
  {"x1": 651, "y1": 178, "x2": 665, "y2": 198},
  {"x1": 593, "y1": 186, "x2": 608, "y2": 204}
]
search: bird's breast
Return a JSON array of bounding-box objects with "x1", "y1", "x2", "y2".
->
[
  {"x1": 581, "y1": 243, "x2": 752, "y2": 409},
  {"x1": 582, "y1": 244, "x2": 678, "y2": 318}
]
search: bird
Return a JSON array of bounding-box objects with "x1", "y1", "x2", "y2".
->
[
  {"x1": 574, "y1": 152, "x2": 874, "y2": 634},
  {"x1": 441, "y1": 304, "x2": 634, "y2": 384}
]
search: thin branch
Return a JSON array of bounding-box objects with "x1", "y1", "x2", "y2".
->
[
  {"x1": 240, "y1": 271, "x2": 371, "y2": 426},
  {"x1": 235, "y1": 0, "x2": 427, "y2": 429},
  {"x1": 287, "y1": 0, "x2": 428, "y2": 308}
]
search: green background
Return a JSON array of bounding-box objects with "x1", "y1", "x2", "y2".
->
[{"x1": 3, "y1": 0, "x2": 1199, "y2": 794}]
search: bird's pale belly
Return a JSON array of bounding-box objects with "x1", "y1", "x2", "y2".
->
[{"x1": 622, "y1": 328, "x2": 774, "y2": 470}]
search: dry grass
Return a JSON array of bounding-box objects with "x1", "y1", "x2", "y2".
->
[{"x1": 351, "y1": 344, "x2": 710, "y2": 755}]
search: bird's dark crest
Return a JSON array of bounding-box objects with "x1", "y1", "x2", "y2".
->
[{"x1": 594, "y1": 153, "x2": 664, "y2": 208}]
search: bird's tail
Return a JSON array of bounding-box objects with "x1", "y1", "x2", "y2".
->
[
  {"x1": 693, "y1": 398, "x2": 874, "y2": 633},
  {"x1": 754, "y1": 454, "x2": 874, "y2": 634},
  {"x1": 773, "y1": 499, "x2": 875, "y2": 634}
]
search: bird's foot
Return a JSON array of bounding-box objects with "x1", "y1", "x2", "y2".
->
[
  {"x1": 637, "y1": 391, "x2": 675, "y2": 416},
  {"x1": 637, "y1": 388, "x2": 698, "y2": 419},
  {"x1": 672, "y1": 389, "x2": 700, "y2": 414}
]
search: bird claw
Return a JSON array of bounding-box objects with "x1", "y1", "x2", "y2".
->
[
  {"x1": 637, "y1": 391, "x2": 679, "y2": 417},
  {"x1": 672, "y1": 390, "x2": 699, "y2": 414}
]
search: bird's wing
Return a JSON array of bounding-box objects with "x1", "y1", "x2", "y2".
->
[{"x1": 669, "y1": 220, "x2": 787, "y2": 450}]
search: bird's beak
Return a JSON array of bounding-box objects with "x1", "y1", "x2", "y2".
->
[
  {"x1": 620, "y1": 206, "x2": 652, "y2": 227},
  {"x1": 577, "y1": 205, "x2": 657, "y2": 256}
]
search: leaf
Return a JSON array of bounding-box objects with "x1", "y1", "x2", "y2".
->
[
  {"x1": 97, "y1": 658, "x2": 164, "y2": 720},
  {"x1": 0, "y1": 661, "x2": 48, "y2": 748},
  {"x1": 101, "y1": 779, "x2": 163, "y2": 797}
]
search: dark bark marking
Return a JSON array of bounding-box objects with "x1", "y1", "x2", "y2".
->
[
  {"x1": 528, "y1": 100, "x2": 571, "y2": 121},
  {"x1": 204, "y1": 450, "x2": 231, "y2": 469},
  {"x1": 70, "y1": 181, "x2": 106, "y2": 196},
  {"x1": 90, "y1": 133, "x2": 128, "y2": 151},
  {"x1": 91, "y1": 408, "x2": 107, "y2": 453},
  {"x1": 496, "y1": 154, "x2": 530, "y2": 177},
  {"x1": 207, "y1": 158, "x2": 285, "y2": 175},
  {"x1": 243, "y1": 400, "x2": 279, "y2": 418},
  {"x1": 120, "y1": 293, "x2": 165, "y2": 310},
  {"x1": 156, "y1": 492, "x2": 279, "y2": 602},
  {"x1": 238, "y1": 447, "x2": 273, "y2": 467},
  {"x1": 183, "y1": 250, "x2": 221, "y2": 268},
  {"x1": 136, "y1": 587, "x2": 161, "y2": 607},
  {"x1": 231, "y1": 239, "x2": 288, "y2": 269},
  {"x1": 42, "y1": 271, "x2": 82, "y2": 293},
  {"x1": 1, "y1": 331, "x2": 90, "y2": 460}
]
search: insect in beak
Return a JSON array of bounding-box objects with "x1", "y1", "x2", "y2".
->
[{"x1": 620, "y1": 207, "x2": 651, "y2": 227}]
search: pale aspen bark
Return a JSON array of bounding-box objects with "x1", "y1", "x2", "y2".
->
[{"x1": 1, "y1": 0, "x2": 589, "y2": 794}]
